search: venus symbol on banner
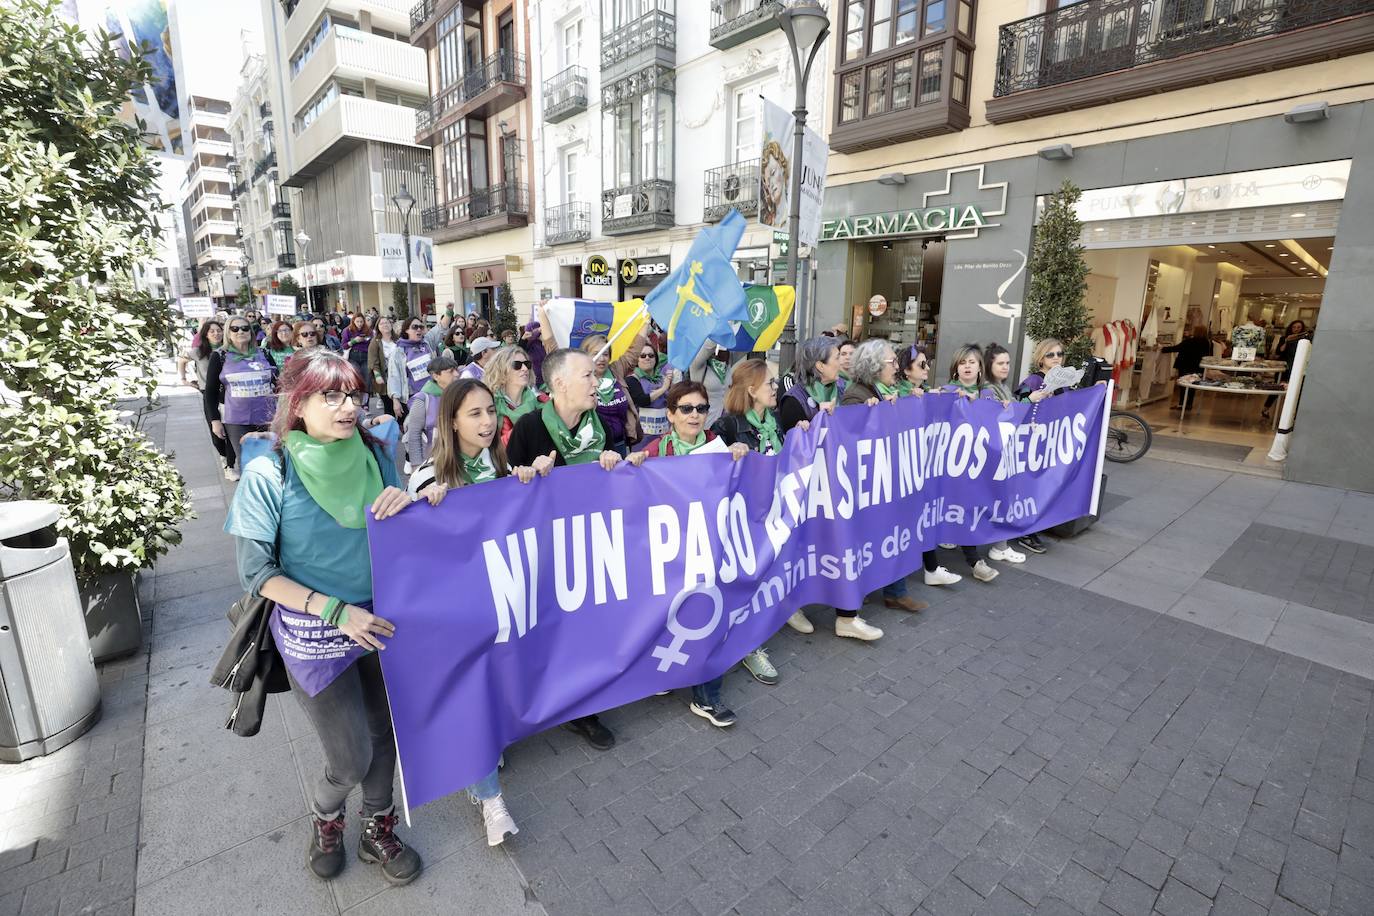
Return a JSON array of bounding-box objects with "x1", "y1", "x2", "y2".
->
[
  {"x1": 651, "y1": 584, "x2": 725, "y2": 671},
  {"x1": 977, "y1": 249, "x2": 1028, "y2": 338}
]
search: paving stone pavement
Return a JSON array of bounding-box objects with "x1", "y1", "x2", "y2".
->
[
  {"x1": 4, "y1": 373, "x2": 1374, "y2": 916},
  {"x1": 1206, "y1": 524, "x2": 1374, "y2": 625}
]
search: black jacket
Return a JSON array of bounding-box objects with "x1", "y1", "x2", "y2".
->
[
  {"x1": 1161, "y1": 336, "x2": 1210, "y2": 375},
  {"x1": 711, "y1": 410, "x2": 781, "y2": 452},
  {"x1": 507, "y1": 409, "x2": 565, "y2": 467}
]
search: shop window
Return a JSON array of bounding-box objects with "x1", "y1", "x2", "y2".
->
[
  {"x1": 918, "y1": 45, "x2": 943, "y2": 104},
  {"x1": 866, "y1": 62, "x2": 889, "y2": 115},
  {"x1": 840, "y1": 71, "x2": 862, "y2": 122},
  {"x1": 924, "y1": 0, "x2": 946, "y2": 35},
  {"x1": 845, "y1": 0, "x2": 866, "y2": 61},
  {"x1": 892, "y1": 55, "x2": 914, "y2": 109}
]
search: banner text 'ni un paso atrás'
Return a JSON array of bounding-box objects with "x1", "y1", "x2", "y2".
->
[{"x1": 368, "y1": 387, "x2": 1109, "y2": 812}]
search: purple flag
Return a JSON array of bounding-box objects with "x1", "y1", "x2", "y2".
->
[{"x1": 367, "y1": 388, "x2": 1109, "y2": 811}]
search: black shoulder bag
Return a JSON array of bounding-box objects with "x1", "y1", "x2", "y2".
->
[{"x1": 209, "y1": 449, "x2": 291, "y2": 736}]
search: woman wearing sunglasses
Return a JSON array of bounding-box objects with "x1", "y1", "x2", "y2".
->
[
  {"x1": 630, "y1": 381, "x2": 749, "y2": 727},
  {"x1": 292, "y1": 320, "x2": 321, "y2": 354},
  {"x1": 484, "y1": 346, "x2": 538, "y2": 447},
  {"x1": 387, "y1": 318, "x2": 434, "y2": 419},
  {"x1": 226, "y1": 349, "x2": 418, "y2": 886},
  {"x1": 204, "y1": 317, "x2": 280, "y2": 481},
  {"x1": 896, "y1": 343, "x2": 931, "y2": 397},
  {"x1": 403, "y1": 378, "x2": 545, "y2": 846},
  {"x1": 627, "y1": 345, "x2": 675, "y2": 440},
  {"x1": 1008, "y1": 339, "x2": 1067, "y2": 556}
]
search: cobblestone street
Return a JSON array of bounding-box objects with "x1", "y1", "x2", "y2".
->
[{"x1": 3, "y1": 380, "x2": 1374, "y2": 916}]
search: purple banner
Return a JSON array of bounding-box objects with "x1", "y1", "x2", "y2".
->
[{"x1": 367, "y1": 387, "x2": 1109, "y2": 811}]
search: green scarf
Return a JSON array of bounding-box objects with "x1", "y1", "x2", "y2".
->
[
  {"x1": 667, "y1": 430, "x2": 707, "y2": 455},
  {"x1": 461, "y1": 448, "x2": 497, "y2": 484},
  {"x1": 745, "y1": 408, "x2": 781, "y2": 454},
  {"x1": 266, "y1": 347, "x2": 292, "y2": 369},
  {"x1": 875, "y1": 381, "x2": 899, "y2": 399},
  {"x1": 896, "y1": 380, "x2": 924, "y2": 397},
  {"x1": 421, "y1": 379, "x2": 444, "y2": 397},
  {"x1": 633, "y1": 367, "x2": 663, "y2": 384},
  {"x1": 595, "y1": 372, "x2": 621, "y2": 406},
  {"x1": 806, "y1": 380, "x2": 837, "y2": 405},
  {"x1": 951, "y1": 380, "x2": 980, "y2": 397},
  {"x1": 709, "y1": 360, "x2": 728, "y2": 385},
  {"x1": 495, "y1": 386, "x2": 539, "y2": 424},
  {"x1": 283, "y1": 429, "x2": 382, "y2": 529},
  {"x1": 540, "y1": 400, "x2": 606, "y2": 465}
]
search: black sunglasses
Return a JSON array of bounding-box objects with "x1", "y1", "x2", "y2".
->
[
  {"x1": 228, "y1": 324, "x2": 251, "y2": 332},
  {"x1": 298, "y1": 330, "x2": 318, "y2": 338},
  {"x1": 674, "y1": 403, "x2": 710, "y2": 415},
  {"x1": 639, "y1": 352, "x2": 656, "y2": 359},
  {"x1": 511, "y1": 359, "x2": 530, "y2": 370},
  {"x1": 1044, "y1": 350, "x2": 1065, "y2": 359}
]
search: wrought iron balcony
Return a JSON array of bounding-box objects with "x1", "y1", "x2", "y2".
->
[
  {"x1": 422, "y1": 183, "x2": 530, "y2": 241},
  {"x1": 602, "y1": 3, "x2": 676, "y2": 79},
  {"x1": 252, "y1": 151, "x2": 277, "y2": 182},
  {"x1": 543, "y1": 66, "x2": 588, "y2": 123},
  {"x1": 545, "y1": 202, "x2": 591, "y2": 245},
  {"x1": 418, "y1": 50, "x2": 528, "y2": 141},
  {"x1": 271, "y1": 201, "x2": 291, "y2": 220},
  {"x1": 990, "y1": 0, "x2": 1374, "y2": 119},
  {"x1": 602, "y1": 179, "x2": 675, "y2": 235},
  {"x1": 409, "y1": 0, "x2": 445, "y2": 35},
  {"x1": 710, "y1": 0, "x2": 784, "y2": 50},
  {"x1": 277, "y1": 252, "x2": 297, "y2": 269},
  {"x1": 703, "y1": 160, "x2": 760, "y2": 223},
  {"x1": 258, "y1": 101, "x2": 271, "y2": 119}
]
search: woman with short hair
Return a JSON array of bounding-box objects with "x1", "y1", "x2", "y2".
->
[
  {"x1": 403, "y1": 356, "x2": 461, "y2": 467},
  {"x1": 631, "y1": 381, "x2": 750, "y2": 726},
  {"x1": 896, "y1": 343, "x2": 931, "y2": 397},
  {"x1": 225, "y1": 349, "x2": 420, "y2": 886},
  {"x1": 778, "y1": 336, "x2": 841, "y2": 435},
  {"x1": 484, "y1": 346, "x2": 539, "y2": 446},
  {"x1": 293, "y1": 320, "x2": 321, "y2": 353},
  {"x1": 406, "y1": 379, "x2": 544, "y2": 846}
]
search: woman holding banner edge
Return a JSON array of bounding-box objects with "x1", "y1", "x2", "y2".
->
[
  {"x1": 628, "y1": 380, "x2": 751, "y2": 726},
  {"x1": 505, "y1": 347, "x2": 629, "y2": 751},
  {"x1": 225, "y1": 349, "x2": 421, "y2": 886},
  {"x1": 404, "y1": 378, "x2": 545, "y2": 846}
]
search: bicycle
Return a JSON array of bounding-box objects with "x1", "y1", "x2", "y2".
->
[{"x1": 1105, "y1": 408, "x2": 1152, "y2": 463}]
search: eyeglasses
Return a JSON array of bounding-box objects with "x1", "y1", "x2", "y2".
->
[
  {"x1": 321, "y1": 390, "x2": 367, "y2": 408},
  {"x1": 674, "y1": 403, "x2": 710, "y2": 415},
  {"x1": 228, "y1": 325, "x2": 251, "y2": 332},
  {"x1": 298, "y1": 330, "x2": 318, "y2": 338},
  {"x1": 639, "y1": 352, "x2": 656, "y2": 359},
  {"x1": 1044, "y1": 350, "x2": 1065, "y2": 359},
  {"x1": 511, "y1": 359, "x2": 530, "y2": 370},
  {"x1": 408, "y1": 325, "x2": 425, "y2": 332}
]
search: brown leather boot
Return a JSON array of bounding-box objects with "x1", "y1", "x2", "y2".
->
[{"x1": 883, "y1": 596, "x2": 929, "y2": 612}]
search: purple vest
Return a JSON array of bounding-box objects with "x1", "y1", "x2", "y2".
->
[
  {"x1": 782, "y1": 384, "x2": 819, "y2": 422},
  {"x1": 220, "y1": 350, "x2": 276, "y2": 426},
  {"x1": 408, "y1": 391, "x2": 441, "y2": 461},
  {"x1": 397, "y1": 339, "x2": 432, "y2": 397},
  {"x1": 594, "y1": 376, "x2": 629, "y2": 444}
]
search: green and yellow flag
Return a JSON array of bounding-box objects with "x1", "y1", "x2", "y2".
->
[{"x1": 718, "y1": 285, "x2": 795, "y2": 352}]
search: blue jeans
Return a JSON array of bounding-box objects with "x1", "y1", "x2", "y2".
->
[
  {"x1": 692, "y1": 677, "x2": 723, "y2": 708},
  {"x1": 466, "y1": 768, "x2": 501, "y2": 802},
  {"x1": 883, "y1": 577, "x2": 909, "y2": 599}
]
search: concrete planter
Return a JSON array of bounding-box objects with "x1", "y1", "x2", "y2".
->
[{"x1": 79, "y1": 571, "x2": 143, "y2": 663}]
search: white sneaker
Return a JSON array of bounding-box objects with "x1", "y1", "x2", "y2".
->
[
  {"x1": 972, "y1": 560, "x2": 999, "y2": 582},
  {"x1": 786, "y1": 611, "x2": 814, "y2": 634},
  {"x1": 924, "y1": 566, "x2": 962, "y2": 586},
  {"x1": 224, "y1": 466, "x2": 240, "y2": 482},
  {"x1": 481, "y1": 795, "x2": 518, "y2": 846},
  {"x1": 835, "y1": 616, "x2": 883, "y2": 641},
  {"x1": 938, "y1": 543, "x2": 956, "y2": 549},
  {"x1": 988, "y1": 546, "x2": 1027, "y2": 564}
]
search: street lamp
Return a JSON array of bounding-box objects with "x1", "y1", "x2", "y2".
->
[
  {"x1": 776, "y1": 0, "x2": 830, "y2": 375},
  {"x1": 391, "y1": 184, "x2": 416, "y2": 319},
  {"x1": 294, "y1": 230, "x2": 313, "y2": 314}
]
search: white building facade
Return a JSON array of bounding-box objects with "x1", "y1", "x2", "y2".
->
[
  {"x1": 229, "y1": 53, "x2": 299, "y2": 296},
  {"x1": 183, "y1": 96, "x2": 247, "y2": 305},
  {"x1": 528, "y1": 0, "x2": 829, "y2": 311},
  {"x1": 261, "y1": 0, "x2": 436, "y2": 315}
]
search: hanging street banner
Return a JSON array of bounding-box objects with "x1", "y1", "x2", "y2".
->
[
  {"x1": 378, "y1": 233, "x2": 435, "y2": 282},
  {"x1": 758, "y1": 97, "x2": 829, "y2": 248},
  {"x1": 368, "y1": 387, "x2": 1110, "y2": 813}
]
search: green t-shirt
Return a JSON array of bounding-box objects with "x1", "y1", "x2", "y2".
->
[{"x1": 224, "y1": 445, "x2": 400, "y2": 605}]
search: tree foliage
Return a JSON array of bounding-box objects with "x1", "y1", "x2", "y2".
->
[
  {"x1": 494, "y1": 281, "x2": 517, "y2": 337},
  {"x1": 0, "y1": 0, "x2": 191, "y2": 580},
  {"x1": 391, "y1": 279, "x2": 408, "y2": 320},
  {"x1": 1024, "y1": 180, "x2": 1093, "y2": 365},
  {"x1": 236, "y1": 281, "x2": 253, "y2": 307},
  {"x1": 277, "y1": 275, "x2": 303, "y2": 310}
]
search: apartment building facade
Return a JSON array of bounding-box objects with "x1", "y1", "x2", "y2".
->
[
  {"x1": 815, "y1": 0, "x2": 1374, "y2": 491},
  {"x1": 518, "y1": 0, "x2": 827, "y2": 317},
  {"x1": 261, "y1": 0, "x2": 436, "y2": 315},
  {"x1": 229, "y1": 52, "x2": 300, "y2": 297},
  {"x1": 183, "y1": 96, "x2": 247, "y2": 305},
  {"x1": 409, "y1": 0, "x2": 537, "y2": 318}
]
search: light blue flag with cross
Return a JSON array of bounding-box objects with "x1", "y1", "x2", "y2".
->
[{"x1": 644, "y1": 210, "x2": 750, "y2": 371}]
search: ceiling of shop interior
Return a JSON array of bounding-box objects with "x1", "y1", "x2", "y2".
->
[{"x1": 1191, "y1": 237, "x2": 1333, "y2": 279}]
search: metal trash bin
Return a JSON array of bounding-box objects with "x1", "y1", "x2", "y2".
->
[{"x1": 0, "y1": 501, "x2": 101, "y2": 762}]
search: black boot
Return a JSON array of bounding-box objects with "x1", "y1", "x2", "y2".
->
[
  {"x1": 307, "y1": 812, "x2": 346, "y2": 879},
  {"x1": 358, "y1": 807, "x2": 422, "y2": 886},
  {"x1": 563, "y1": 714, "x2": 615, "y2": 750}
]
